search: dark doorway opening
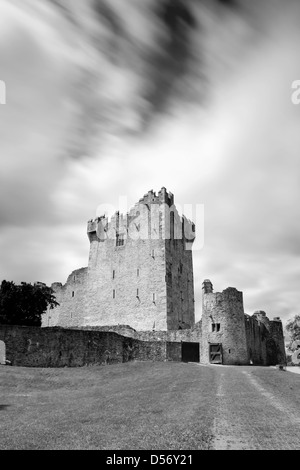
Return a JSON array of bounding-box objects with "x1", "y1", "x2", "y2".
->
[
  {"x1": 182, "y1": 342, "x2": 200, "y2": 362},
  {"x1": 209, "y1": 343, "x2": 222, "y2": 364}
]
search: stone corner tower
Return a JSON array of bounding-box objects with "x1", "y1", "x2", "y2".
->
[{"x1": 201, "y1": 279, "x2": 249, "y2": 365}]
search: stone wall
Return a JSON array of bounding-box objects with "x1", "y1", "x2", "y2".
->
[
  {"x1": 245, "y1": 314, "x2": 268, "y2": 365},
  {"x1": 71, "y1": 324, "x2": 138, "y2": 337},
  {"x1": 166, "y1": 342, "x2": 182, "y2": 361},
  {"x1": 165, "y1": 204, "x2": 195, "y2": 330},
  {"x1": 69, "y1": 320, "x2": 202, "y2": 343},
  {"x1": 245, "y1": 313, "x2": 286, "y2": 366},
  {"x1": 0, "y1": 326, "x2": 169, "y2": 367},
  {"x1": 267, "y1": 319, "x2": 286, "y2": 365},
  {"x1": 44, "y1": 267, "x2": 88, "y2": 328}
]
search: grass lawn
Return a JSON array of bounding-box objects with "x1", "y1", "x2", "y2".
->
[{"x1": 0, "y1": 361, "x2": 215, "y2": 450}]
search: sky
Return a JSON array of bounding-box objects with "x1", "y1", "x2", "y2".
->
[{"x1": 0, "y1": 0, "x2": 300, "y2": 326}]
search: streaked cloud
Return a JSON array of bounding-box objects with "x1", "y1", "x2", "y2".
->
[{"x1": 0, "y1": 0, "x2": 300, "y2": 326}]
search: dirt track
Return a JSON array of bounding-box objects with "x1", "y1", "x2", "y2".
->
[{"x1": 198, "y1": 364, "x2": 300, "y2": 450}]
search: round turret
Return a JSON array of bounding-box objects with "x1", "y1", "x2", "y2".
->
[{"x1": 201, "y1": 281, "x2": 249, "y2": 365}]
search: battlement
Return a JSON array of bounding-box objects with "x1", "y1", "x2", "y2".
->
[
  {"x1": 221, "y1": 287, "x2": 243, "y2": 301},
  {"x1": 158, "y1": 187, "x2": 174, "y2": 206},
  {"x1": 252, "y1": 310, "x2": 270, "y2": 326},
  {"x1": 137, "y1": 187, "x2": 174, "y2": 207},
  {"x1": 253, "y1": 310, "x2": 267, "y2": 317},
  {"x1": 87, "y1": 187, "x2": 195, "y2": 246},
  {"x1": 202, "y1": 280, "x2": 243, "y2": 302},
  {"x1": 87, "y1": 216, "x2": 105, "y2": 234}
]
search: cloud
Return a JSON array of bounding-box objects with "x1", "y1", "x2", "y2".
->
[
  {"x1": 0, "y1": 0, "x2": 300, "y2": 327},
  {"x1": 0, "y1": 0, "x2": 83, "y2": 226},
  {"x1": 0, "y1": 224, "x2": 88, "y2": 284}
]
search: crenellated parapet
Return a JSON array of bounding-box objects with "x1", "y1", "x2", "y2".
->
[
  {"x1": 137, "y1": 187, "x2": 174, "y2": 207},
  {"x1": 86, "y1": 187, "x2": 195, "y2": 246}
]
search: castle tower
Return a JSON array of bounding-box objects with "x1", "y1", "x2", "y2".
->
[
  {"x1": 43, "y1": 188, "x2": 195, "y2": 331},
  {"x1": 201, "y1": 280, "x2": 249, "y2": 365},
  {"x1": 86, "y1": 188, "x2": 195, "y2": 330}
]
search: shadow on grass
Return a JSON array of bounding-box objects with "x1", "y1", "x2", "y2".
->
[{"x1": 0, "y1": 405, "x2": 10, "y2": 411}]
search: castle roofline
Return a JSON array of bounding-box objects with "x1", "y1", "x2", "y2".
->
[{"x1": 87, "y1": 188, "x2": 195, "y2": 242}]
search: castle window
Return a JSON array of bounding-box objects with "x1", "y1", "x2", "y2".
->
[
  {"x1": 152, "y1": 293, "x2": 156, "y2": 303},
  {"x1": 179, "y1": 263, "x2": 183, "y2": 274},
  {"x1": 137, "y1": 268, "x2": 139, "y2": 277},
  {"x1": 217, "y1": 323, "x2": 220, "y2": 332},
  {"x1": 112, "y1": 270, "x2": 115, "y2": 279},
  {"x1": 170, "y1": 211, "x2": 175, "y2": 240},
  {"x1": 136, "y1": 289, "x2": 139, "y2": 298},
  {"x1": 116, "y1": 234, "x2": 125, "y2": 247},
  {"x1": 72, "y1": 291, "x2": 74, "y2": 298},
  {"x1": 113, "y1": 289, "x2": 116, "y2": 299},
  {"x1": 212, "y1": 323, "x2": 215, "y2": 332}
]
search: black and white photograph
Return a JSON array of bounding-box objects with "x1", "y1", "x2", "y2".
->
[{"x1": 0, "y1": 0, "x2": 300, "y2": 454}]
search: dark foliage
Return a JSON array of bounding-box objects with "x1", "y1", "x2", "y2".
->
[
  {"x1": 0, "y1": 280, "x2": 59, "y2": 327},
  {"x1": 286, "y1": 314, "x2": 300, "y2": 351}
]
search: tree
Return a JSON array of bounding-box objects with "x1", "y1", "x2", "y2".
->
[
  {"x1": 285, "y1": 315, "x2": 300, "y2": 351},
  {"x1": 0, "y1": 280, "x2": 59, "y2": 327}
]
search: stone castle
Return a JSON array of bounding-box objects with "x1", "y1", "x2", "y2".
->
[
  {"x1": 44, "y1": 187, "x2": 195, "y2": 331},
  {"x1": 42, "y1": 187, "x2": 286, "y2": 366}
]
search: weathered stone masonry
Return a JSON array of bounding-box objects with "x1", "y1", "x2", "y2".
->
[
  {"x1": 0, "y1": 325, "x2": 173, "y2": 367},
  {"x1": 245, "y1": 310, "x2": 286, "y2": 366},
  {"x1": 43, "y1": 188, "x2": 195, "y2": 331},
  {"x1": 39, "y1": 187, "x2": 285, "y2": 367},
  {"x1": 201, "y1": 280, "x2": 286, "y2": 366},
  {"x1": 201, "y1": 280, "x2": 249, "y2": 365}
]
